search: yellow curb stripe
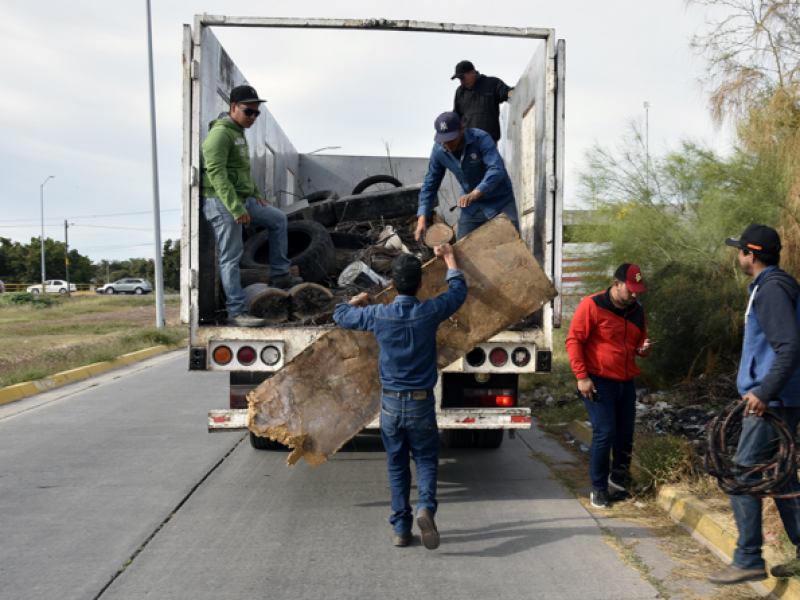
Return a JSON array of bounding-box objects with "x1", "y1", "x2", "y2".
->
[
  {"x1": 0, "y1": 340, "x2": 188, "y2": 407},
  {"x1": 565, "y1": 419, "x2": 800, "y2": 599}
]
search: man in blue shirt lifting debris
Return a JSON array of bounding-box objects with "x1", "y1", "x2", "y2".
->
[
  {"x1": 415, "y1": 111, "x2": 519, "y2": 243},
  {"x1": 334, "y1": 244, "x2": 467, "y2": 550}
]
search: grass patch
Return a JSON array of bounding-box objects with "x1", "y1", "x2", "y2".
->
[
  {"x1": 535, "y1": 400, "x2": 589, "y2": 432},
  {"x1": 0, "y1": 292, "x2": 59, "y2": 309},
  {"x1": 1, "y1": 322, "x2": 139, "y2": 337},
  {"x1": 528, "y1": 450, "x2": 555, "y2": 466},
  {"x1": 630, "y1": 433, "x2": 698, "y2": 493},
  {"x1": 0, "y1": 294, "x2": 180, "y2": 325},
  {"x1": 600, "y1": 525, "x2": 672, "y2": 597}
]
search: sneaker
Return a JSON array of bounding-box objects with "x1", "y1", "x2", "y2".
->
[
  {"x1": 416, "y1": 509, "x2": 440, "y2": 550},
  {"x1": 270, "y1": 273, "x2": 303, "y2": 289},
  {"x1": 708, "y1": 565, "x2": 766, "y2": 585},
  {"x1": 590, "y1": 488, "x2": 610, "y2": 509},
  {"x1": 393, "y1": 532, "x2": 413, "y2": 547},
  {"x1": 226, "y1": 312, "x2": 266, "y2": 327}
]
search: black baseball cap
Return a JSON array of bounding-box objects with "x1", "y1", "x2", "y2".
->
[
  {"x1": 451, "y1": 60, "x2": 476, "y2": 80},
  {"x1": 614, "y1": 263, "x2": 646, "y2": 293},
  {"x1": 725, "y1": 224, "x2": 782, "y2": 256},
  {"x1": 392, "y1": 254, "x2": 422, "y2": 290},
  {"x1": 434, "y1": 111, "x2": 461, "y2": 143},
  {"x1": 230, "y1": 85, "x2": 267, "y2": 104}
]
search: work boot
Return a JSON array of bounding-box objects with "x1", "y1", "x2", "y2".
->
[
  {"x1": 270, "y1": 273, "x2": 303, "y2": 289},
  {"x1": 590, "y1": 488, "x2": 610, "y2": 509},
  {"x1": 416, "y1": 509, "x2": 440, "y2": 550},
  {"x1": 226, "y1": 312, "x2": 266, "y2": 327},
  {"x1": 393, "y1": 532, "x2": 413, "y2": 547},
  {"x1": 707, "y1": 565, "x2": 766, "y2": 585},
  {"x1": 771, "y1": 561, "x2": 800, "y2": 578}
]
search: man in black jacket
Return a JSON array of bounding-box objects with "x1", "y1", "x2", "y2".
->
[{"x1": 452, "y1": 60, "x2": 514, "y2": 143}]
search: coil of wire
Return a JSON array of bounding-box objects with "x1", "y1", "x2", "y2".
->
[{"x1": 704, "y1": 399, "x2": 799, "y2": 498}]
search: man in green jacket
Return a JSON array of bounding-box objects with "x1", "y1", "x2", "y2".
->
[{"x1": 201, "y1": 85, "x2": 302, "y2": 327}]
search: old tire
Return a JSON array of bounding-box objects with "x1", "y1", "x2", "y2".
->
[
  {"x1": 474, "y1": 429, "x2": 505, "y2": 449},
  {"x1": 309, "y1": 200, "x2": 337, "y2": 227},
  {"x1": 335, "y1": 184, "x2": 427, "y2": 223},
  {"x1": 302, "y1": 190, "x2": 339, "y2": 204},
  {"x1": 329, "y1": 232, "x2": 369, "y2": 250},
  {"x1": 240, "y1": 268, "x2": 271, "y2": 288},
  {"x1": 249, "y1": 431, "x2": 287, "y2": 450},
  {"x1": 241, "y1": 221, "x2": 335, "y2": 284},
  {"x1": 352, "y1": 175, "x2": 403, "y2": 195},
  {"x1": 442, "y1": 430, "x2": 473, "y2": 449}
]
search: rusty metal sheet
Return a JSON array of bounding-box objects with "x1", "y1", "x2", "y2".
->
[{"x1": 247, "y1": 215, "x2": 557, "y2": 466}]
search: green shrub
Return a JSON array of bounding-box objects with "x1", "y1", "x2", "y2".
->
[
  {"x1": 0, "y1": 292, "x2": 58, "y2": 309},
  {"x1": 631, "y1": 433, "x2": 697, "y2": 491}
]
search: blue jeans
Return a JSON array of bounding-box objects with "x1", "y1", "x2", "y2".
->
[
  {"x1": 730, "y1": 407, "x2": 800, "y2": 570},
  {"x1": 202, "y1": 196, "x2": 291, "y2": 316},
  {"x1": 456, "y1": 198, "x2": 520, "y2": 241},
  {"x1": 582, "y1": 374, "x2": 637, "y2": 491},
  {"x1": 380, "y1": 392, "x2": 439, "y2": 535}
]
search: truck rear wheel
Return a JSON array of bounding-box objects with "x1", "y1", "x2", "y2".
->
[
  {"x1": 249, "y1": 431, "x2": 287, "y2": 450},
  {"x1": 442, "y1": 430, "x2": 473, "y2": 448},
  {"x1": 474, "y1": 429, "x2": 505, "y2": 449}
]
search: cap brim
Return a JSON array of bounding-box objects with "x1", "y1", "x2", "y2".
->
[
  {"x1": 237, "y1": 98, "x2": 267, "y2": 104},
  {"x1": 725, "y1": 237, "x2": 743, "y2": 248},
  {"x1": 627, "y1": 281, "x2": 646, "y2": 293},
  {"x1": 451, "y1": 74, "x2": 460, "y2": 80},
  {"x1": 434, "y1": 130, "x2": 459, "y2": 143}
]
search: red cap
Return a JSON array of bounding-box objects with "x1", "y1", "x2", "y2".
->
[{"x1": 614, "y1": 263, "x2": 646, "y2": 293}]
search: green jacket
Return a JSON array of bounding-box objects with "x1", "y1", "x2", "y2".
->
[{"x1": 201, "y1": 114, "x2": 262, "y2": 219}]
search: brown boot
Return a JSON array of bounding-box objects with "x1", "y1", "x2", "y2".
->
[
  {"x1": 393, "y1": 532, "x2": 412, "y2": 547},
  {"x1": 707, "y1": 565, "x2": 766, "y2": 585},
  {"x1": 416, "y1": 509, "x2": 440, "y2": 550}
]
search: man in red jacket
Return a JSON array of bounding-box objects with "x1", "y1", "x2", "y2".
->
[{"x1": 566, "y1": 264, "x2": 653, "y2": 509}]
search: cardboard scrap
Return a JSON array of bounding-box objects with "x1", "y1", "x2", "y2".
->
[{"x1": 247, "y1": 214, "x2": 558, "y2": 466}]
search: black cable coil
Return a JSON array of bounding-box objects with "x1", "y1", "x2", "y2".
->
[{"x1": 704, "y1": 399, "x2": 800, "y2": 498}]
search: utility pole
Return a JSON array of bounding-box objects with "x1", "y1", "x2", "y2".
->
[
  {"x1": 145, "y1": 0, "x2": 165, "y2": 329},
  {"x1": 64, "y1": 220, "x2": 70, "y2": 297},
  {"x1": 40, "y1": 175, "x2": 54, "y2": 292},
  {"x1": 106, "y1": 261, "x2": 110, "y2": 285},
  {"x1": 644, "y1": 101, "x2": 651, "y2": 196}
]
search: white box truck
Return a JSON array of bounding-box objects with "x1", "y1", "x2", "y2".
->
[{"x1": 182, "y1": 17, "x2": 565, "y2": 449}]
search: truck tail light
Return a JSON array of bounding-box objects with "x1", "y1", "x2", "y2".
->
[
  {"x1": 489, "y1": 348, "x2": 508, "y2": 367},
  {"x1": 495, "y1": 395, "x2": 514, "y2": 407},
  {"x1": 261, "y1": 345, "x2": 281, "y2": 366},
  {"x1": 511, "y1": 347, "x2": 531, "y2": 367},
  {"x1": 237, "y1": 346, "x2": 256, "y2": 366},
  {"x1": 465, "y1": 347, "x2": 486, "y2": 367},
  {"x1": 213, "y1": 345, "x2": 232, "y2": 365}
]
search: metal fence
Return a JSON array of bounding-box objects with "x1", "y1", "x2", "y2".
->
[{"x1": 2, "y1": 283, "x2": 96, "y2": 293}]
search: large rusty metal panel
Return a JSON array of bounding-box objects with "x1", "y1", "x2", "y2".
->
[{"x1": 247, "y1": 215, "x2": 557, "y2": 466}]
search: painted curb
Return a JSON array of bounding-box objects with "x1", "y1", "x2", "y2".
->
[
  {"x1": 567, "y1": 419, "x2": 800, "y2": 599},
  {"x1": 0, "y1": 341, "x2": 188, "y2": 407}
]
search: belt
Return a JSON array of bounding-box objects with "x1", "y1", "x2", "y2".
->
[{"x1": 383, "y1": 389, "x2": 432, "y2": 400}]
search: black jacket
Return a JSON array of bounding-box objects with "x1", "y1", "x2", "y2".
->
[{"x1": 453, "y1": 74, "x2": 513, "y2": 142}]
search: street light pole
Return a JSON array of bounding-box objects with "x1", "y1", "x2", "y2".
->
[
  {"x1": 145, "y1": 0, "x2": 165, "y2": 329},
  {"x1": 40, "y1": 175, "x2": 54, "y2": 292},
  {"x1": 644, "y1": 102, "x2": 651, "y2": 195},
  {"x1": 64, "y1": 220, "x2": 70, "y2": 297}
]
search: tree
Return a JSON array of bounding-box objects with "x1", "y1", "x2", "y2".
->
[
  {"x1": 162, "y1": 239, "x2": 181, "y2": 292},
  {"x1": 0, "y1": 237, "x2": 93, "y2": 284}
]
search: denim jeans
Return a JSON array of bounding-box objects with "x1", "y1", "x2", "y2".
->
[
  {"x1": 456, "y1": 198, "x2": 520, "y2": 241},
  {"x1": 582, "y1": 374, "x2": 637, "y2": 490},
  {"x1": 730, "y1": 407, "x2": 800, "y2": 570},
  {"x1": 202, "y1": 196, "x2": 291, "y2": 316},
  {"x1": 380, "y1": 392, "x2": 439, "y2": 535}
]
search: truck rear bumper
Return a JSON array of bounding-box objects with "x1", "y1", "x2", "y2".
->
[{"x1": 208, "y1": 408, "x2": 531, "y2": 432}]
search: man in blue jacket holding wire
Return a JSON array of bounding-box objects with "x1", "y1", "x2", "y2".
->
[
  {"x1": 415, "y1": 111, "x2": 519, "y2": 243},
  {"x1": 334, "y1": 244, "x2": 467, "y2": 550},
  {"x1": 709, "y1": 224, "x2": 800, "y2": 585}
]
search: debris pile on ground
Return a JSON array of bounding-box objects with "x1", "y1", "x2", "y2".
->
[{"x1": 232, "y1": 175, "x2": 443, "y2": 326}]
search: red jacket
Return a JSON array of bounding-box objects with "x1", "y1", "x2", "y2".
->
[{"x1": 566, "y1": 289, "x2": 648, "y2": 382}]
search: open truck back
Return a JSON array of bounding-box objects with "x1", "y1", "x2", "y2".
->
[{"x1": 182, "y1": 17, "x2": 565, "y2": 449}]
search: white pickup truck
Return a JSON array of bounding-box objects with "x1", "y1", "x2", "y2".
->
[{"x1": 181, "y1": 17, "x2": 565, "y2": 449}]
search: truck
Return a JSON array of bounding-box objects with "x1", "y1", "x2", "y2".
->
[{"x1": 182, "y1": 16, "x2": 565, "y2": 449}]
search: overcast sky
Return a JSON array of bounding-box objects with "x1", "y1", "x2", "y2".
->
[{"x1": 0, "y1": 0, "x2": 729, "y2": 264}]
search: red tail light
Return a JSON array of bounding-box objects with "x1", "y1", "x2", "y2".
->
[
  {"x1": 237, "y1": 346, "x2": 256, "y2": 366},
  {"x1": 489, "y1": 348, "x2": 508, "y2": 367},
  {"x1": 495, "y1": 395, "x2": 514, "y2": 407}
]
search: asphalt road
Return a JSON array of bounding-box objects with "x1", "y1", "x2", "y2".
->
[{"x1": 0, "y1": 351, "x2": 657, "y2": 600}]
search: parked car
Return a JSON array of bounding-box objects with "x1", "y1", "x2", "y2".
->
[
  {"x1": 26, "y1": 280, "x2": 77, "y2": 294},
  {"x1": 96, "y1": 278, "x2": 153, "y2": 295}
]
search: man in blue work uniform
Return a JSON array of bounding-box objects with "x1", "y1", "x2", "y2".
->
[
  {"x1": 708, "y1": 224, "x2": 800, "y2": 585},
  {"x1": 334, "y1": 244, "x2": 467, "y2": 549},
  {"x1": 415, "y1": 111, "x2": 519, "y2": 243}
]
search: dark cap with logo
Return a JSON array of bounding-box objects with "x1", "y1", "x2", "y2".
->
[
  {"x1": 230, "y1": 85, "x2": 267, "y2": 104},
  {"x1": 434, "y1": 111, "x2": 462, "y2": 143},
  {"x1": 725, "y1": 224, "x2": 782, "y2": 257},
  {"x1": 451, "y1": 60, "x2": 476, "y2": 80},
  {"x1": 392, "y1": 253, "x2": 423, "y2": 290},
  {"x1": 614, "y1": 263, "x2": 646, "y2": 293}
]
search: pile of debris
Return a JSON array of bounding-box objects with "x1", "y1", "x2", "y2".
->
[{"x1": 236, "y1": 176, "x2": 451, "y2": 326}]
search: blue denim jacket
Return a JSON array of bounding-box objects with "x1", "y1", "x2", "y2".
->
[
  {"x1": 417, "y1": 128, "x2": 515, "y2": 219},
  {"x1": 333, "y1": 269, "x2": 467, "y2": 391}
]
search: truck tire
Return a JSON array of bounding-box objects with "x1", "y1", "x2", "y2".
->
[
  {"x1": 302, "y1": 190, "x2": 339, "y2": 204},
  {"x1": 351, "y1": 175, "x2": 403, "y2": 195},
  {"x1": 442, "y1": 429, "x2": 473, "y2": 448},
  {"x1": 474, "y1": 429, "x2": 505, "y2": 449},
  {"x1": 241, "y1": 221, "x2": 335, "y2": 284},
  {"x1": 329, "y1": 232, "x2": 369, "y2": 250},
  {"x1": 335, "y1": 184, "x2": 427, "y2": 223},
  {"x1": 240, "y1": 268, "x2": 271, "y2": 288},
  {"x1": 309, "y1": 200, "x2": 337, "y2": 227},
  {"x1": 249, "y1": 431, "x2": 287, "y2": 450}
]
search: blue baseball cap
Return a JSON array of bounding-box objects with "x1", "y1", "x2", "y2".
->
[{"x1": 434, "y1": 112, "x2": 461, "y2": 143}]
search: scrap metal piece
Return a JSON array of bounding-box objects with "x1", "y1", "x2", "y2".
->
[{"x1": 247, "y1": 215, "x2": 557, "y2": 466}]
